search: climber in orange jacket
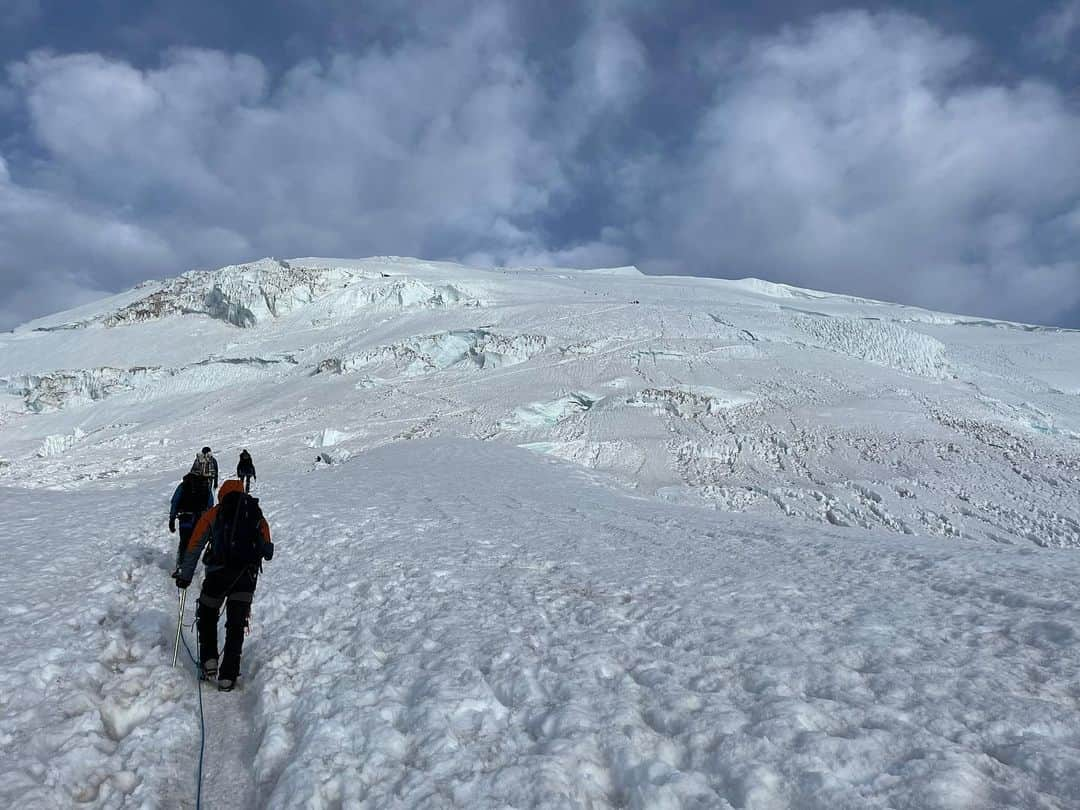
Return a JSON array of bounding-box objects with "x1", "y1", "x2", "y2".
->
[{"x1": 174, "y1": 479, "x2": 274, "y2": 691}]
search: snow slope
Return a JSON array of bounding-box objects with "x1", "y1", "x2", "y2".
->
[{"x1": 1, "y1": 257, "x2": 1078, "y2": 808}]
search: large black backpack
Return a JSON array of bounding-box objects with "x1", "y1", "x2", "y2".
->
[
  {"x1": 177, "y1": 474, "x2": 209, "y2": 514},
  {"x1": 207, "y1": 492, "x2": 265, "y2": 569}
]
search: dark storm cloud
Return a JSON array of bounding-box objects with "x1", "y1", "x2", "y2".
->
[
  {"x1": 0, "y1": 1, "x2": 1077, "y2": 329},
  {"x1": 1033, "y1": 0, "x2": 1080, "y2": 63},
  {"x1": 0, "y1": 0, "x2": 40, "y2": 29}
]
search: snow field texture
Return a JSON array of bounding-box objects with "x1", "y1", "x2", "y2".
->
[
  {"x1": 3, "y1": 444, "x2": 1078, "y2": 808},
  {"x1": 1, "y1": 256, "x2": 1079, "y2": 808}
]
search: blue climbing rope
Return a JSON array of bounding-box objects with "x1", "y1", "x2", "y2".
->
[{"x1": 180, "y1": 622, "x2": 206, "y2": 810}]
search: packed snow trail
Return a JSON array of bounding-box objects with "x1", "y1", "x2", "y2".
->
[
  {"x1": 198, "y1": 677, "x2": 257, "y2": 810},
  {"x1": 2, "y1": 440, "x2": 1079, "y2": 807}
]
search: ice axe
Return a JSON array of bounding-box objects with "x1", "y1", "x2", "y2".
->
[{"x1": 172, "y1": 589, "x2": 187, "y2": 667}]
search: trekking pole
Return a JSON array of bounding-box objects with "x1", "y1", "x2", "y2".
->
[{"x1": 172, "y1": 589, "x2": 187, "y2": 667}]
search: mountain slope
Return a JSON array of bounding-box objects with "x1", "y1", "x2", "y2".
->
[
  {"x1": 1, "y1": 257, "x2": 1079, "y2": 809},
  {"x1": 2, "y1": 256, "x2": 1078, "y2": 547}
]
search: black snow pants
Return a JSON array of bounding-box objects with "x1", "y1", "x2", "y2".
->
[{"x1": 196, "y1": 567, "x2": 258, "y2": 681}]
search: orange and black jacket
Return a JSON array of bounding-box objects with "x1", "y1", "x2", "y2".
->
[{"x1": 178, "y1": 479, "x2": 273, "y2": 581}]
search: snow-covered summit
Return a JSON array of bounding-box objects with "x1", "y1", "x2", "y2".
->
[{"x1": 20, "y1": 257, "x2": 492, "y2": 332}]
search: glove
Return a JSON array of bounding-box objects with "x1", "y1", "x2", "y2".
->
[
  {"x1": 175, "y1": 577, "x2": 191, "y2": 590},
  {"x1": 262, "y1": 541, "x2": 274, "y2": 561},
  {"x1": 169, "y1": 519, "x2": 176, "y2": 533}
]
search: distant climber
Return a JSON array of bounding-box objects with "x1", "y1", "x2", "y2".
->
[
  {"x1": 236, "y1": 449, "x2": 256, "y2": 493},
  {"x1": 190, "y1": 446, "x2": 219, "y2": 490},
  {"x1": 174, "y1": 480, "x2": 274, "y2": 692},
  {"x1": 168, "y1": 473, "x2": 214, "y2": 573}
]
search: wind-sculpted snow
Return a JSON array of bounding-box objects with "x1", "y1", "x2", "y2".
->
[
  {"x1": 2, "y1": 256, "x2": 1080, "y2": 807},
  {"x1": 500, "y1": 392, "x2": 601, "y2": 430},
  {"x1": 1, "y1": 366, "x2": 167, "y2": 412},
  {"x1": 788, "y1": 313, "x2": 951, "y2": 378},
  {"x1": 37, "y1": 427, "x2": 86, "y2": 457},
  {"x1": 726, "y1": 276, "x2": 877, "y2": 303},
  {"x1": 317, "y1": 329, "x2": 548, "y2": 380}
]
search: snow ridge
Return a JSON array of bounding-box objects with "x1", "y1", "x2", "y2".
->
[
  {"x1": 59, "y1": 258, "x2": 486, "y2": 330},
  {"x1": 317, "y1": 329, "x2": 549, "y2": 380},
  {"x1": 2, "y1": 366, "x2": 166, "y2": 412}
]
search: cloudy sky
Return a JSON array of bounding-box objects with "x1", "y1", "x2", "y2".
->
[{"x1": 1, "y1": 0, "x2": 1078, "y2": 329}]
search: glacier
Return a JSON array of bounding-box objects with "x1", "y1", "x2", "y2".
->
[{"x1": 0, "y1": 256, "x2": 1078, "y2": 808}]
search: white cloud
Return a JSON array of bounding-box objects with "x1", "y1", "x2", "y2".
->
[
  {"x1": 0, "y1": 155, "x2": 177, "y2": 326},
  {"x1": 11, "y1": 4, "x2": 565, "y2": 239},
  {"x1": 646, "y1": 11, "x2": 1080, "y2": 324},
  {"x1": 464, "y1": 223, "x2": 632, "y2": 270},
  {"x1": 573, "y1": 9, "x2": 648, "y2": 112},
  {"x1": 11, "y1": 49, "x2": 266, "y2": 207},
  {"x1": 0, "y1": 5, "x2": 1078, "y2": 328},
  {"x1": 0, "y1": 4, "x2": 578, "y2": 327}
]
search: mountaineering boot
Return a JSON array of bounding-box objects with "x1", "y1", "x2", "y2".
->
[
  {"x1": 201, "y1": 658, "x2": 218, "y2": 680},
  {"x1": 218, "y1": 598, "x2": 251, "y2": 685},
  {"x1": 217, "y1": 678, "x2": 236, "y2": 692}
]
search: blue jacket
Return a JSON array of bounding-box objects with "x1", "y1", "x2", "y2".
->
[{"x1": 170, "y1": 483, "x2": 214, "y2": 529}]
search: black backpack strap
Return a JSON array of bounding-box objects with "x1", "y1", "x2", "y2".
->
[{"x1": 226, "y1": 494, "x2": 243, "y2": 548}]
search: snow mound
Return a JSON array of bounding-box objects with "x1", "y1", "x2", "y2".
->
[
  {"x1": 726, "y1": 277, "x2": 878, "y2": 304},
  {"x1": 791, "y1": 314, "x2": 950, "y2": 377},
  {"x1": 318, "y1": 330, "x2": 548, "y2": 379},
  {"x1": 730, "y1": 277, "x2": 830, "y2": 299}
]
